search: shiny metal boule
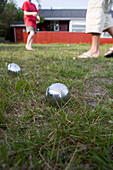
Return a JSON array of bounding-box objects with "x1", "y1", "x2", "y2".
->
[
  {"x1": 7, "y1": 63, "x2": 21, "y2": 75},
  {"x1": 46, "y1": 83, "x2": 70, "y2": 106}
]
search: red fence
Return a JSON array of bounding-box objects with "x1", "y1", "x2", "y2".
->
[{"x1": 23, "y1": 32, "x2": 113, "y2": 44}]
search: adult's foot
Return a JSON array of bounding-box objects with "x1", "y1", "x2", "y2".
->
[
  {"x1": 78, "y1": 51, "x2": 99, "y2": 58},
  {"x1": 104, "y1": 47, "x2": 113, "y2": 58}
]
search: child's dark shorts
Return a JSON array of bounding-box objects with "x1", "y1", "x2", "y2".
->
[{"x1": 26, "y1": 26, "x2": 37, "y2": 34}]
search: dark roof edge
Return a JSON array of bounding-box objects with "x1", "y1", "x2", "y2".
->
[{"x1": 39, "y1": 9, "x2": 87, "y2": 10}]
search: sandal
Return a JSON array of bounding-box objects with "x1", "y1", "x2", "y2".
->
[
  {"x1": 78, "y1": 52, "x2": 99, "y2": 59},
  {"x1": 104, "y1": 48, "x2": 113, "y2": 58}
]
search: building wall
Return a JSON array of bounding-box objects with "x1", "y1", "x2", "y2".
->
[
  {"x1": 38, "y1": 20, "x2": 69, "y2": 31},
  {"x1": 14, "y1": 27, "x2": 25, "y2": 42},
  {"x1": 70, "y1": 19, "x2": 86, "y2": 32},
  {"x1": 38, "y1": 19, "x2": 86, "y2": 32},
  {"x1": 13, "y1": 22, "x2": 113, "y2": 43},
  {"x1": 59, "y1": 21, "x2": 69, "y2": 31}
]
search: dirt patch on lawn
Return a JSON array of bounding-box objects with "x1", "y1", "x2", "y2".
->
[{"x1": 84, "y1": 77, "x2": 113, "y2": 106}]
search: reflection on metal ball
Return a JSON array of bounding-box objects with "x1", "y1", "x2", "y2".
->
[
  {"x1": 7, "y1": 63, "x2": 21, "y2": 75},
  {"x1": 46, "y1": 83, "x2": 70, "y2": 106}
]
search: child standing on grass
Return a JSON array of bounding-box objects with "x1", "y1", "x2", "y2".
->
[
  {"x1": 21, "y1": 0, "x2": 40, "y2": 51},
  {"x1": 78, "y1": 0, "x2": 113, "y2": 58}
]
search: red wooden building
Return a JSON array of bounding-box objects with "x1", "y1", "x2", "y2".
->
[{"x1": 11, "y1": 9, "x2": 113, "y2": 44}]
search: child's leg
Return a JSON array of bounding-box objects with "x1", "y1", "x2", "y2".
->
[
  {"x1": 26, "y1": 30, "x2": 35, "y2": 50},
  {"x1": 29, "y1": 36, "x2": 34, "y2": 50}
]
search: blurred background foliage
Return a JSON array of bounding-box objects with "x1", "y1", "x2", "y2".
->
[{"x1": 0, "y1": 0, "x2": 44, "y2": 42}]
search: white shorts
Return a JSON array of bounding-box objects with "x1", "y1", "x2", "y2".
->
[{"x1": 86, "y1": 0, "x2": 113, "y2": 33}]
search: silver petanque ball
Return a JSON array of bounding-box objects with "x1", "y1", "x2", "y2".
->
[
  {"x1": 7, "y1": 63, "x2": 21, "y2": 75},
  {"x1": 46, "y1": 83, "x2": 70, "y2": 106}
]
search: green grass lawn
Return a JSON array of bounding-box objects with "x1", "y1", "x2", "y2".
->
[{"x1": 0, "y1": 43, "x2": 113, "y2": 169}]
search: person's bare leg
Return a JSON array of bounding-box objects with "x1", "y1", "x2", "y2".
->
[
  {"x1": 29, "y1": 37, "x2": 34, "y2": 50},
  {"x1": 26, "y1": 30, "x2": 35, "y2": 50},
  {"x1": 104, "y1": 27, "x2": 113, "y2": 56},
  {"x1": 106, "y1": 26, "x2": 113, "y2": 37},
  {"x1": 78, "y1": 33, "x2": 100, "y2": 58},
  {"x1": 88, "y1": 33, "x2": 100, "y2": 55}
]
